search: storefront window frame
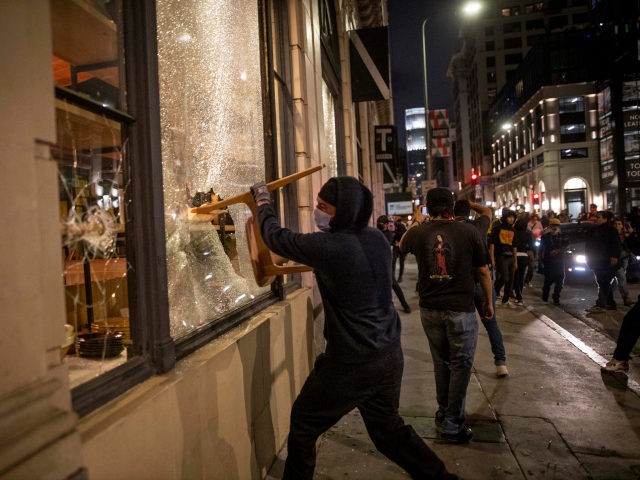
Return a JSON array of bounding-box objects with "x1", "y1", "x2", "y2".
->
[{"x1": 65, "y1": 0, "x2": 303, "y2": 416}]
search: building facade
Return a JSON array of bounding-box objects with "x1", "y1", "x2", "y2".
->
[{"x1": 0, "y1": 1, "x2": 392, "y2": 479}]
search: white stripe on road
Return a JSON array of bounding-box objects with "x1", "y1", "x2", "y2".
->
[{"x1": 536, "y1": 312, "x2": 640, "y2": 397}]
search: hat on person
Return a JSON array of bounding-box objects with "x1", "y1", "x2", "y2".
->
[
  {"x1": 426, "y1": 187, "x2": 454, "y2": 211},
  {"x1": 550, "y1": 218, "x2": 561, "y2": 225},
  {"x1": 318, "y1": 178, "x2": 338, "y2": 206}
]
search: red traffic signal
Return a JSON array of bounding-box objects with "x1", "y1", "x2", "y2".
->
[
  {"x1": 532, "y1": 192, "x2": 540, "y2": 204},
  {"x1": 470, "y1": 173, "x2": 479, "y2": 186}
]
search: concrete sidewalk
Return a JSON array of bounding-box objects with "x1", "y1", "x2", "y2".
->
[{"x1": 267, "y1": 256, "x2": 640, "y2": 479}]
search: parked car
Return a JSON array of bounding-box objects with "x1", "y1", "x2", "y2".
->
[
  {"x1": 555, "y1": 221, "x2": 640, "y2": 284},
  {"x1": 557, "y1": 222, "x2": 595, "y2": 285}
]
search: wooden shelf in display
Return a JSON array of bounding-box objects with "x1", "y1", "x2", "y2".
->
[
  {"x1": 64, "y1": 258, "x2": 126, "y2": 286},
  {"x1": 50, "y1": 0, "x2": 117, "y2": 66},
  {"x1": 55, "y1": 98, "x2": 121, "y2": 153}
]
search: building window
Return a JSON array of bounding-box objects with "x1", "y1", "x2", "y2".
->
[
  {"x1": 488, "y1": 87, "x2": 497, "y2": 100},
  {"x1": 505, "y1": 53, "x2": 523, "y2": 65},
  {"x1": 502, "y1": 6, "x2": 520, "y2": 16},
  {"x1": 487, "y1": 71, "x2": 497, "y2": 83},
  {"x1": 486, "y1": 40, "x2": 495, "y2": 51},
  {"x1": 572, "y1": 12, "x2": 589, "y2": 25},
  {"x1": 503, "y1": 21, "x2": 522, "y2": 34},
  {"x1": 504, "y1": 37, "x2": 522, "y2": 49},
  {"x1": 527, "y1": 35, "x2": 542, "y2": 47},
  {"x1": 561, "y1": 148, "x2": 589, "y2": 159},
  {"x1": 560, "y1": 123, "x2": 587, "y2": 142},
  {"x1": 525, "y1": 3, "x2": 545, "y2": 14},
  {"x1": 559, "y1": 97, "x2": 585, "y2": 113},
  {"x1": 549, "y1": 15, "x2": 569, "y2": 30},
  {"x1": 52, "y1": 0, "x2": 133, "y2": 388},
  {"x1": 486, "y1": 56, "x2": 496, "y2": 67},
  {"x1": 156, "y1": 0, "x2": 272, "y2": 339},
  {"x1": 485, "y1": 26, "x2": 494, "y2": 36},
  {"x1": 526, "y1": 19, "x2": 545, "y2": 30}
]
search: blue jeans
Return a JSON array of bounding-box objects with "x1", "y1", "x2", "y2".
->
[
  {"x1": 419, "y1": 308, "x2": 478, "y2": 435},
  {"x1": 474, "y1": 283, "x2": 506, "y2": 365}
]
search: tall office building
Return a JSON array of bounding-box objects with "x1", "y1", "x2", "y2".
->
[{"x1": 405, "y1": 107, "x2": 427, "y2": 179}]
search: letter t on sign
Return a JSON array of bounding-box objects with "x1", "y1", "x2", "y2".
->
[{"x1": 374, "y1": 125, "x2": 396, "y2": 163}]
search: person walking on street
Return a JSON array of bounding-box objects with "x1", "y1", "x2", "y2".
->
[
  {"x1": 585, "y1": 211, "x2": 621, "y2": 313},
  {"x1": 392, "y1": 216, "x2": 407, "y2": 282},
  {"x1": 601, "y1": 297, "x2": 640, "y2": 372},
  {"x1": 489, "y1": 209, "x2": 517, "y2": 306},
  {"x1": 513, "y1": 217, "x2": 535, "y2": 305},
  {"x1": 526, "y1": 213, "x2": 543, "y2": 286},
  {"x1": 453, "y1": 199, "x2": 508, "y2": 377},
  {"x1": 613, "y1": 217, "x2": 635, "y2": 307},
  {"x1": 401, "y1": 188, "x2": 494, "y2": 444},
  {"x1": 539, "y1": 218, "x2": 567, "y2": 305},
  {"x1": 377, "y1": 215, "x2": 411, "y2": 313},
  {"x1": 251, "y1": 176, "x2": 457, "y2": 480}
]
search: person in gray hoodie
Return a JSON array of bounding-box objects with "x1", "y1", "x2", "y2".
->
[{"x1": 251, "y1": 176, "x2": 456, "y2": 480}]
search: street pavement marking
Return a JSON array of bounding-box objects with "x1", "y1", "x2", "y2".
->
[{"x1": 536, "y1": 312, "x2": 640, "y2": 397}]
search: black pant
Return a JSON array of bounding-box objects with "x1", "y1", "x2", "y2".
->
[
  {"x1": 593, "y1": 268, "x2": 616, "y2": 307},
  {"x1": 513, "y1": 256, "x2": 529, "y2": 301},
  {"x1": 613, "y1": 299, "x2": 640, "y2": 360},
  {"x1": 494, "y1": 255, "x2": 515, "y2": 302},
  {"x1": 393, "y1": 279, "x2": 409, "y2": 309},
  {"x1": 542, "y1": 270, "x2": 564, "y2": 301},
  {"x1": 393, "y1": 248, "x2": 405, "y2": 281},
  {"x1": 283, "y1": 347, "x2": 450, "y2": 479}
]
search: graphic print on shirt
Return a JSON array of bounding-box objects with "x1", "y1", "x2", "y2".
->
[
  {"x1": 431, "y1": 234, "x2": 453, "y2": 280},
  {"x1": 499, "y1": 228, "x2": 515, "y2": 246}
]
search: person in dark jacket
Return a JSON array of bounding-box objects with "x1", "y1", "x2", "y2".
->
[
  {"x1": 512, "y1": 217, "x2": 535, "y2": 305},
  {"x1": 489, "y1": 209, "x2": 517, "y2": 305},
  {"x1": 377, "y1": 215, "x2": 411, "y2": 313},
  {"x1": 585, "y1": 211, "x2": 622, "y2": 313},
  {"x1": 251, "y1": 177, "x2": 456, "y2": 480},
  {"x1": 539, "y1": 218, "x2": 568, "y2": 304}
]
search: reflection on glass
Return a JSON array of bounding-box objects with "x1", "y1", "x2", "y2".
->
[
  {"x1": 156, "y1": 0, "x2": 269, "y2": 338},
  {"x1": 50, "y1": 0, "x2": 122, "y2": 109},
  {"x1": 322, "y1": 81, "x2": 338, "y2": 178}
]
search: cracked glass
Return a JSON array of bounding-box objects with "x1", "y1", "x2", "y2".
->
[{"x1": 156, "y1": 0, "x2": 270, "y2": 338}]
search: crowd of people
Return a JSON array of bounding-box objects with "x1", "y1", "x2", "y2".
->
[{"x1": 248, "y1": 176, "x2": 639, "y2": 479}]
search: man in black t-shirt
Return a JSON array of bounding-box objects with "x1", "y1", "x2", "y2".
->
[{"x1": 401, "y1": 188, "x2": 493, "y2": 444}]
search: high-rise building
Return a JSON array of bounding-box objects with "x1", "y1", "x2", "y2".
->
[
  {"x1": 405, "y1": 107, "x2": 427, "y2": 179},
  {"x1": 449, "y1": 0, "x2": 591, "y2": 198}
]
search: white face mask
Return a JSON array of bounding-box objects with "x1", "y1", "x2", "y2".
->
[{"x1": 313, "y1": 207, "x2": 332, "y2": 232}]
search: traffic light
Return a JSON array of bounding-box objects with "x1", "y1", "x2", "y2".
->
[
  {"x1": 470, "y1": 172, "x2": 478, "y2": 186},
  {"x1": 532, "y1": 192, "x2": 540, "y2": 205}
]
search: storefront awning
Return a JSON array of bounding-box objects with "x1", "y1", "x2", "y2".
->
[{"x1": 349, "y1": 27, "x2": 390, "y2": 102}]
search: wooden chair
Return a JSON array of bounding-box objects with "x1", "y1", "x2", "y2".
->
[{"x1": 191, "y1": 164, "x2": 324, "y2": 286}]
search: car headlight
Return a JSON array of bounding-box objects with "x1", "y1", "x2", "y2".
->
[{"x1": 575, "y1": 254, "x2": 587, "y2": 264}]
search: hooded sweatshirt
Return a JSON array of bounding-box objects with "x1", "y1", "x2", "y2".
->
[{"x1": 257, "y1": 176, "x2": 400, "y2": 364}]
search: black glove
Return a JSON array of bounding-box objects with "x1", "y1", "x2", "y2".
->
[{"x1": 251, "y1": 181, "x2": 271, "y2": 206}]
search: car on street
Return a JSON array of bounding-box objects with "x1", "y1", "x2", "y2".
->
[{"x1": 554, "y1": 221, "x2": 640, "y2": 285}]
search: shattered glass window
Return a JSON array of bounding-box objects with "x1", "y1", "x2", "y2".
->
[
  {"x1": 156, "y1": 0, "x2": 270, "y2": 338},
  {"x1": 51, "y1": 0, "x2": 130, "y2": 387},
  {"x1": 322, "y1": 80, "x2": 338, "y2": 178}
]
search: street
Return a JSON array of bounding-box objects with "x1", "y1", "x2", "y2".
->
[{"x1": 268, "y1": 255, "x2": 640, "y2": 480}]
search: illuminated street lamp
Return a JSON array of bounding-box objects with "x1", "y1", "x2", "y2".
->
[{"x1": 422, "y1": 1, "x2": 483, "y2": 182}]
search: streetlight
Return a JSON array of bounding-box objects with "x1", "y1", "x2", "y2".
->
[{"x1": 422, "y1": 1, "x2": 484, "y2": 183}]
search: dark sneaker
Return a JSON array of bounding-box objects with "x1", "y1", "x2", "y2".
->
[
  {"x1": 553, "y1": 298, "x2": 560, "y2": 305},
  {"x1": 402, "y1": 304, "x2": 411, "y2": 314},
  {"x1": 602, "y1": 358, "x2": 629, "y2": 372},
  {"x1": 434, "y1": 411, "x2": 445, "y2": 434},
  {"x1": 587, "y1": 305, "x2": 606, "y2": 313},
  {"x1": 624, "y1": 298, "x2": 635, "y2": 307},
  {"x1": 439, "y1": 426, "x2": 473, "y2": 444}
]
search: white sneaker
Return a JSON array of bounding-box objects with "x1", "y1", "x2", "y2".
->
[{"x1": 496, "y1": 365, "x2": 509, "y2": 377}]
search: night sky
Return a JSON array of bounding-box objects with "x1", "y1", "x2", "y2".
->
[{"x1": 388, "y1": 0, "x2": 463, "y2": 149}]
